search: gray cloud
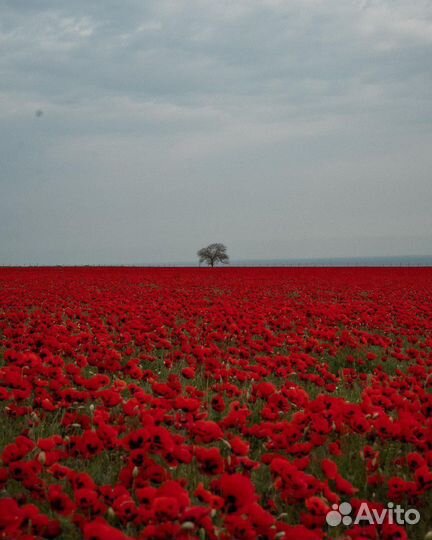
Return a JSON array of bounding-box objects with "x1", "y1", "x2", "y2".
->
[{"x1": 1, "y1": 0, "x2": 432, "y2": 264}]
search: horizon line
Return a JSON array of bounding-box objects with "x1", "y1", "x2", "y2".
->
[{"x1": 1, "y1": 254, "x2": 432, "y2": 268}]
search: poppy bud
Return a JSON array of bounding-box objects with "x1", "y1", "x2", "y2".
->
[
  {"x1": 38, "y1": 451, "x2": 46, "y2": 465},
  {"x1": 132, "y1": 466, "x2": 139, "y2": 478},
  {"x1": 221, "y1": 439, "x2": 232, "y2": 449},
  {"x1": 181, "y1": 522, "x2": 195, "y2": 531},
  {"x1": 107, "y1": 507, "x2": 116, "y2": 519}
]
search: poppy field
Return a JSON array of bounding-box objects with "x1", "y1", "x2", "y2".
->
[{"x1": 1, "y1": 266, "x2": 432, "y2": 540}]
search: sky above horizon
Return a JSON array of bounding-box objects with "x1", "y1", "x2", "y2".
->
[{"x1": 1, "y1": 0, "x2": 432, "y2": 264}]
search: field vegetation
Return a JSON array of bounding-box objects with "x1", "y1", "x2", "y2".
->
[{"x1": 1, "y1": 267, "x2": 432, "y2": 539}]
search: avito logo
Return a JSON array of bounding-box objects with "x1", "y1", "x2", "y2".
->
[{"x1": 326, "y1": 502, "x2": 420, "y2": 527}]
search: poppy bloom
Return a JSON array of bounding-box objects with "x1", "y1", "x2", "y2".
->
[
  {"x1": 47, "y1": 485, "x2": 76, "y2": 515},
  {"x1": 84, "y1": 518, "x2": 134, "y2": 540},
  {"x1": 217, "y1": 473, "x2": 257, "y2": 513},
  {"x1": 195, "y1": 446, "x2": 224, "y2": 475}
]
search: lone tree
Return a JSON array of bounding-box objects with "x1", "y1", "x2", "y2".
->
[{"x1": 197, "y1": 243, "x2": 229, "y2": 267}]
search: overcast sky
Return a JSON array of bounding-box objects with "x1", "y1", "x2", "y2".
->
[{"x1": 1, "y1": 0, "x2": 432, "y2": 264}]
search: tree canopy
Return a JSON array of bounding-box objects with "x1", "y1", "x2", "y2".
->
[{"x1": 197, "y1": 243, "x2": 229, "y2": 267}]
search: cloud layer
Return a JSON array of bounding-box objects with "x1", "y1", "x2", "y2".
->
[{"x1": 1, "y1": 0, "x2": 432, "y2": 263}]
